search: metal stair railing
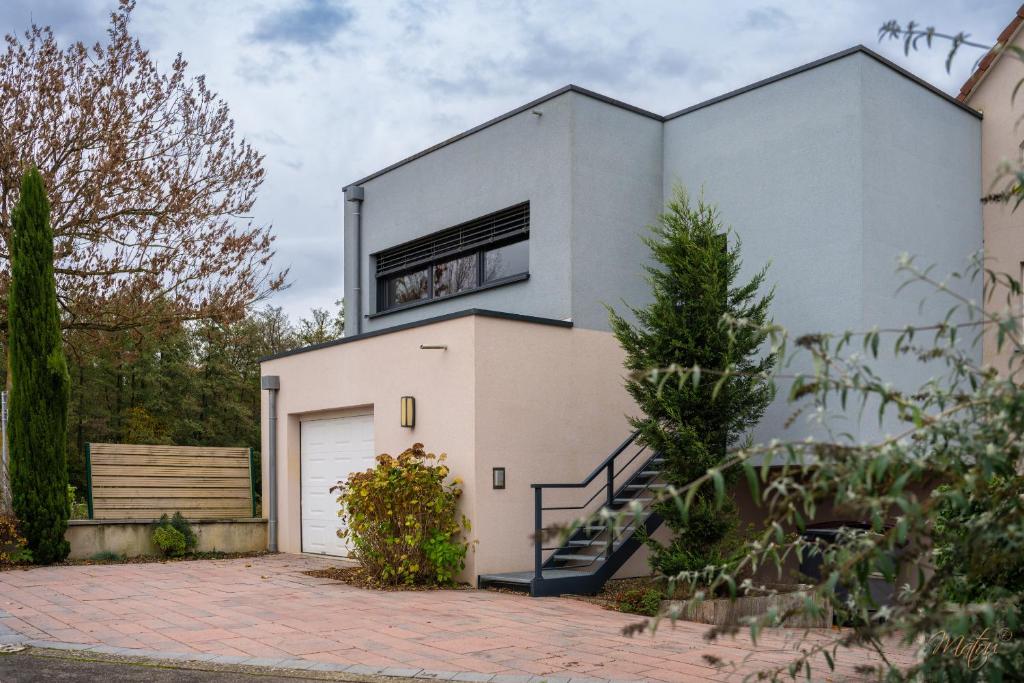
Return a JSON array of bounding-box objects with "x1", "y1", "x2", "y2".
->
[{"x1": 530, "y1": 431, "x2": 663, "y2": 581}]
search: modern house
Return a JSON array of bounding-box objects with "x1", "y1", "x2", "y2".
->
[
  {"x1": 958, "y1": 4, "x2": 1024, "y2": 373},
  {"x1": 260, "y1": 45, "x2": 981, "y2": 595}
]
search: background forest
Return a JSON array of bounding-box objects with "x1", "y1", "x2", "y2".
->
[{"x1": 4, "y1": 300, "x2": 343, "y2": 501}]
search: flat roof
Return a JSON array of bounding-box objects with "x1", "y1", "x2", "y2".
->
[
  {"x1": 259, "y1": 308, "x2": 573, "y2": 362},
  {"x1": 344, "y1": 45, "x2": 980, "y2": 189}
]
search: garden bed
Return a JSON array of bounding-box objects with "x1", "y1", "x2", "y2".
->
[
  {"x1": 304, "y1": 565, "x2": 471, "y2": 591},
  {"x1": 564, "y1": 576, "x2": 666, "y2": 615},
  {"x1": 566, "y1": 578, "x2": 832, "y2": 627},
  {"x1": 663, "y1": 584, "x2": 833, "y2": 628}
]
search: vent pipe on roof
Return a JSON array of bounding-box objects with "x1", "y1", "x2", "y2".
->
[
  {"x1": 345, "y1": 185, "x2": 365, "y2": 335},
  {"x1": 261, "y1": 375, "x2": 280, "y2": 552}
]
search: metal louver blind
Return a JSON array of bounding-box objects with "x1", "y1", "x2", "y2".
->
[{"x1": 375, "y1": 202, "x2": 529, "y2": 276}]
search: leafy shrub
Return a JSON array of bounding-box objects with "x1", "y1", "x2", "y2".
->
[
  {"x1": 617, "y1": 587, "x2": 663, "y2": 616},
  {"x1": 332, "y1": 443, "x2": 470, "y2": 586},
  {"x1": 618, "y1": 253, "x2": 1024, "y2": 678},
  {"x1": 66, "y1": 484, "x2": 88, "y2": 520},
  {"x1": 0, "y1": 515, "x2": 32, "y2": 565},
  {"x1": 152, "y1": 526, "x2": 186, "y2": 557},
  {"x1": 168, "y1": 512, "x2": 197, "y2": 551},
  {"x1": 152, "y1": 512, "x2": 196, "y2": 557},
  {"x1": 933, "y1": 479, "x2": 1024, "y2": 604},
  {"x1": 423, "y1": 531, "x2": 468, "y2": 585}
]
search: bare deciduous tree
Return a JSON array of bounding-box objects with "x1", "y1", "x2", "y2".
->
[{"x1": 0, "y1": 0, "x2": 286, "y2": 335}]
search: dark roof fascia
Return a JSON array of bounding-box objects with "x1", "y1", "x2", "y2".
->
[
  {"x1": 259, "y1": 308, "x2": 573, "y2": 363},
  {"x1": 664, "y1": 45, "x2": 981, "y2": 120},
  {"x1": 343, "y1": 85, "x2": 662, "y2": 190}
]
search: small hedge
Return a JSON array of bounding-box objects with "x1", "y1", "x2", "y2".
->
[
  {"x1": 152, "y1": 512, "x2": 197, "y2": 557},
  {"x1": 152, "y1": 526, "x2": 186, "y2": 557},
  {"x1": 332, "y1": 443, "x2": 470, "y2": 586}
]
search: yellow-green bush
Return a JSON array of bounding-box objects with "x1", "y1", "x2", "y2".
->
[
  {"x1": 333, "y1": 443, "x2": 469, "y2": 586},
  {"x1": 152, "y1": 526, "x2": 186, "y2": 557},
  {"x1": 0, "y1": 515, "x2": 32, "y2": 565}
]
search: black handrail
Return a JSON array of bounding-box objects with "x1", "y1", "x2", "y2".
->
[
  {"x1": 530, "y1": 431, "x2": 640, "y2": 489},
  {"x1": 531, "y1": 431, "x2": 643, "y2": 582}
]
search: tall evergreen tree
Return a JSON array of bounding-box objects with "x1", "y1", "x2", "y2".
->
[
  {"x1": 608, "y1": 187, "x2": 775, "y2": 577},
  {"x1": 8, "y1": 166, "x2": 70, "y2": 563}
]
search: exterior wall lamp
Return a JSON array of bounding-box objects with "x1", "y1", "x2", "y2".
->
[
  {"x1": 400, "y1": 396, "x2": 415, "y2": 428},
  {"x1": 492, "y1": 467, "x2": 506, "y2": 490}
]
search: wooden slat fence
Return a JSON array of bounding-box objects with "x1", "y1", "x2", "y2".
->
[{"x1": 86, "y1": 443, "x2": 255, "y2": 520}]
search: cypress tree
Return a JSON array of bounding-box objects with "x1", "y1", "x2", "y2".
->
[
  {"x1": 608, "y1": 187, "x2": 775, "y2": 578},
  {"x1": 8, "y1": 166, "x2": 70, "y2": 563}
]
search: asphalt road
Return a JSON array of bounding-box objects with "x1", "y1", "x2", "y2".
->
[{"x1": 0, "y1": 651, "x2": 390, "y2": 683}]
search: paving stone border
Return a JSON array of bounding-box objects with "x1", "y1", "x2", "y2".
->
[{"x1": 0, "y1": 634, "x2": 636, "y2": 683}]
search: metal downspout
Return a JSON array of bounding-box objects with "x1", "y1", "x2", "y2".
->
[
  {"x1": 261, "y1": 375, "x2": 280, "y2": 552},
  {"x1": 344, "y1": 185, "x2": 365, "y2": 334}
]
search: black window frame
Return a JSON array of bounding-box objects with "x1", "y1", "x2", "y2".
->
[{"x1": 372, "y1": 203, "x2": 530, "y2": 316}]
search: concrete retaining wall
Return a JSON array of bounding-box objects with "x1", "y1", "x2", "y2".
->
[{"x1": 66, "y1": 518, "x2": 267, "y2": 560}]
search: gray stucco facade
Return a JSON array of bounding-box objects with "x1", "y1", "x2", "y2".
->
[
  {"x1": 338, "y1": 45, "x2": 981, "y2": 442},
  {"x1": 344, "y1": 46, "x2": 979, "y2": 333}
]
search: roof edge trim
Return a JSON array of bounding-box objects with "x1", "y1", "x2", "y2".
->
[
  {"x1": 664, "y1": 45, "x2": 980, "y2": 120},
  {"x1": 258, "y1": 308, "x2": 573, "y2": 362},
  {"x1": 342, "y1": 45, "x2": 979, "y2": 190},
  {"x1": 343, "y1": 85, "x2": 661, "y2": 189}
]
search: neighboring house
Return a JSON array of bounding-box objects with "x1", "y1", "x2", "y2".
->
[
  {"x1": 958, "y1": 4, "x2": 1024, "y2": 373},
  {"x1": 260, "y1": 45, "x2": 981, "y2": 595}
]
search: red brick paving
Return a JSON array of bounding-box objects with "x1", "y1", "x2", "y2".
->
[{"x1": 0, "y1": 554, "x2": 915, "y2": 681}]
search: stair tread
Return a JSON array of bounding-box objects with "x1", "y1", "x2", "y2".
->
[
  {"x1": 567, "y1": 539, "x2": 621, "y2": 547},
  {"x1": 589, "y1": 528, "x2": 634, "y2": 536},
  {"x1": 479, "y1": 569, "x2": 599, "y2": 583},
  {"x1": 553, "y1": 554, "x2": 606, "y2": 562}
]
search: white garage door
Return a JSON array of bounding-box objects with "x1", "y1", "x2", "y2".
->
[{"x1": 300, "y1": 414, "x2": 375, "y2": 556}]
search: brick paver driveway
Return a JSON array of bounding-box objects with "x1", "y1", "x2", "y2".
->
[{"x1": 0, "y1": 554, "x2": 913, "y2": 682}]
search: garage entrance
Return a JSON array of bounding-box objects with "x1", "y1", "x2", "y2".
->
[{"x1": 299, "y1": 413, "x2": 375, "y2": 556}]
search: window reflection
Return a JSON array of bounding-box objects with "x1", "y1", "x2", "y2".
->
[
  {"x1": 484, "y1": 241, "x2": 529, "y2": 283},
  {"x1": 433, "y1": 254, "x2": 477, "y2": 298},
  {"x1": 387, "y1": 269, "x2": 429, "y2": 306}
]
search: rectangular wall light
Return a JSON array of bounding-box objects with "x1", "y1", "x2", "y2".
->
[
  {"x1": 492, "y1": 467, "x2": 506, "y2": 490},
  {"x1": 400, "y1": 396, "x2": 415, "y2": 428}
]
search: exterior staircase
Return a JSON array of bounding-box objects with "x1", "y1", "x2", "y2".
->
[{"x1": 478, "y1": 431, "x2": 664, "y2": 597}]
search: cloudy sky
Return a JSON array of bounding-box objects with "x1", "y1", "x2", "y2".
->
[{"x1": 0, "y1": 1, "x2": 1015, "y2": 319}]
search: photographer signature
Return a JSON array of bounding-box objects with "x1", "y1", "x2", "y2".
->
[{"x1": 928, "y1": 628, "x2": 1013, "y2": 670}]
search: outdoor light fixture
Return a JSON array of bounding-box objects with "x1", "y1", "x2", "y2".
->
[
  {"x1": 400, "y1": 396, "x2": 415, "y2": 428},
  {"x1": 492, "y1": 467, "x2": 506, "y2": 490}
]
